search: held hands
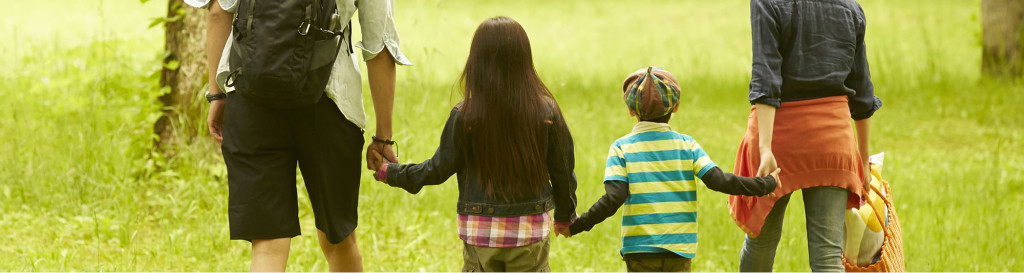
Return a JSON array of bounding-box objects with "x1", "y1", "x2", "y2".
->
[
  {"x1": 554, "y1": 226, "x2": 572, "y2": 238},
  {"x1": 757, "y1": 151, "x2": 782, "y2": 198},
  {"x1": 366, "y1": 141, "x2": 399, "y2": 172},
  {"x1": 765, "y1": 168, "x2": 782, "y2": 198},
  {"x1": 554, "y1": 213, "x2": 577, "y2": 238}
]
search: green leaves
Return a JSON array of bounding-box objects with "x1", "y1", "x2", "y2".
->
[{"x1": 146, "y1": 1, "x2": 185, "y2": 29}]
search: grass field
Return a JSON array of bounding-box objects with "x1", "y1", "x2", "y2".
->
[{"x1": 1, "y1": 0, "x2": 1022, "y2": 271}]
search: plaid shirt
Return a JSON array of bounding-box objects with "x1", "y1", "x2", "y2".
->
[{"x1": 458, "y1": 211, "x2": 571, "y2": 248}]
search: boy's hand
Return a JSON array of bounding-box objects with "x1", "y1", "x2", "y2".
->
[{"x1": 765, "y1": 168, "x2": 782, "y2": 198}]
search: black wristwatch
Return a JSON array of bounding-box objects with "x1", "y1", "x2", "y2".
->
[{"x1": 206, "y1": 92, "x2": 227, "y2": 102}]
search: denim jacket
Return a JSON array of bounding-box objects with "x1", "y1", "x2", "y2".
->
[
  {"x1": 749, "y1": 0, "x2": 882, "y2": 120},
  {"x1": 384, "y1": 104, "x2": 578, "y2": 222}
]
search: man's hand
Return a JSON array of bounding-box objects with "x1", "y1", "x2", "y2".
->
[
  {"x1": 366, "y1": 142, "x2": 398, "y2": 171},
  {"x1": 208, "y1": 98, "x2": 227, "y2": 144}
]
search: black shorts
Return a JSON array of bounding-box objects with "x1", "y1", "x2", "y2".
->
[{"x1": 221, "y1": 93, "x2": 363, "y2": 244}]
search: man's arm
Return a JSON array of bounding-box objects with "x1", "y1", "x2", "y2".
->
[
  {"x1": 206, "y1": 0, "x2": 232, "y2": 144},
  {"x1": 366, "y1": 48, "x2": 398, "y2": 170}
]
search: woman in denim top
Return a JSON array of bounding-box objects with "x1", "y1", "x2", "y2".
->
[{"x1": 731, "y1": 0, "x2": 883, "y2": 272}]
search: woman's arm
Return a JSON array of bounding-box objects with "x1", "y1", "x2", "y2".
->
[
  {"x1": 755, "y1": 103, "x2": 779, "y2": 178},
  {"x1": 855, "y1": 118, "x2": 871, "y2": 193}
]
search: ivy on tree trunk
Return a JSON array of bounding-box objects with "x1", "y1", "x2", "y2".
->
[{"x1": 154, "y1": 0, "x2": 209, "y2": 155}]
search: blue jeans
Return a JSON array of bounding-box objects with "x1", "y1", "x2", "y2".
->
[{"x1": 739, "y1": 186, "x2": 848, "y2": 272}]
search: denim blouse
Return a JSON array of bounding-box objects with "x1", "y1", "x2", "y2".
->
[{"x1": 749, "y1": 0, "x2": 881, "y2": 120}]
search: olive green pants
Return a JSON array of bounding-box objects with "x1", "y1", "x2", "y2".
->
[
  {"x1": 461, "y1": 237, "x2": 549, "y2": 272},
  {"x1": 625, "y1": 257, "x2": 692, "y2": 272}
]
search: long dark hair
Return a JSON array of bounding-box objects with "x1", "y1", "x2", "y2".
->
[{"x1": 458, "y1": 16, "x2": 565, "y2": 202}]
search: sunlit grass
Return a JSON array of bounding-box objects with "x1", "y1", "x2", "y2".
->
[{"x1": 1, "y1": 0, "x2": 1021, "y2": 271}]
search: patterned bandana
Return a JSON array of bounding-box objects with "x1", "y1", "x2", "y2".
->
[{"x1": 622, "y1": 66, "x2": 682, "y2": 120}]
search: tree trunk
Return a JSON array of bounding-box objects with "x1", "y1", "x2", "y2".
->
[
  {"x1": 154, "y1": 0, "x2": 209, "y2": 154},
  {"x1": 982, "y1": 0, "x2": 1024, "y2": 78}
]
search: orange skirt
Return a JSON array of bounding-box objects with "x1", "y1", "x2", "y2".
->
[{"x1": 729, "y1": 96, "x2": 864, "y2": 237}]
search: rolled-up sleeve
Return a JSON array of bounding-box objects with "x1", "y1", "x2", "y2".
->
[
  {"x1": 355, "y1": 0, "x2": 413, "y2": 65},
  {"x1": 846, "y1": 6, "x2": 881, "y2": 120},
  {"x1": 184, "y1": 0, "x2": 237, "y2": 12},
  {"x1": 749, "y1": 0, "x2": 784, "y2": 108}
]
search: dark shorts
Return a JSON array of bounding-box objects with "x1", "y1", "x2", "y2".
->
[
  {"x1": 625, "y1": 256, "x2": 692, "y2": 272},
  {"x1": 618, "y1": 255, "x2": 692, "y2": 271},
  {"x1": 222, "y1": 93, "x2": 363, "y2": 244}
]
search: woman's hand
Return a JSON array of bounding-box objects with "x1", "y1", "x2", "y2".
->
[
  {"x1": 758, "y1": 152, "x2": 781, "y2": 198},
  {"x1": 757, "y1": 150, "x2": 778, "y2": 177}
]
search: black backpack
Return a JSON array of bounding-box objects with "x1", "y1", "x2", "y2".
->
[{"x1": 226, "y1": 0, "x2": 351, "y2": 109}]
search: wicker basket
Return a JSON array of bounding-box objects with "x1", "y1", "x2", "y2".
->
[{"x1": 844, "y1": 179, "x2": 905, "y2": 272}]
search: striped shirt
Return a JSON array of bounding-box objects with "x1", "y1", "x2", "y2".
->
[
  {"x1": 605, "y1": 122, "x2": 718, "y2": 258},
  {"x1": 457, "y1": 211, "x2": 553, "y2": 248}
]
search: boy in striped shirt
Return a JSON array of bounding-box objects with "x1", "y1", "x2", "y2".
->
[{"x1": 559, "y1": 67, "x2": 781, "y2": 272}]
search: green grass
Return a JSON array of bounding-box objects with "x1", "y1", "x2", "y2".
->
[{"x1": 1, "y1": 0, "x2": 1022, "y2": 271}]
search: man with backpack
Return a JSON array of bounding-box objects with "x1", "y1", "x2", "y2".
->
[{"x1": 192, "y1": 0, "x2": 411, "y2": 271}]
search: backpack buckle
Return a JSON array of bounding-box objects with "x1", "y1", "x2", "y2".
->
[{"x1": 297, "y1": 22, "x2": 311, "y2": 36}]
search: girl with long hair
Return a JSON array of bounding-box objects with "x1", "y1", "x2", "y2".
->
[{"x1": 371, "y1": 16, "x2": 577, "y2": 271}]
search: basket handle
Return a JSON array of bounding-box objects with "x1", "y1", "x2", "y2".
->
[{"x1": 867, "y1": 180, "x2": 887, "y2": 226}]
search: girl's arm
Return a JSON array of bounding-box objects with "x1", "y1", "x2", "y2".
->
[
  {"x1": 382, "y1": 108, "x2": 463, "y2": 194},
  {"x1": 547, "y1": 115, "x2": 578, "y2": 224}
]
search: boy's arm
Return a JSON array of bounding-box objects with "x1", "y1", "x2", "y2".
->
[
  {"x1": 700, "y1": 166, "x2": 777, "y2": 196},
  {"x1": 568, "y1": 180, "x2": 628, "y2": 235}
]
